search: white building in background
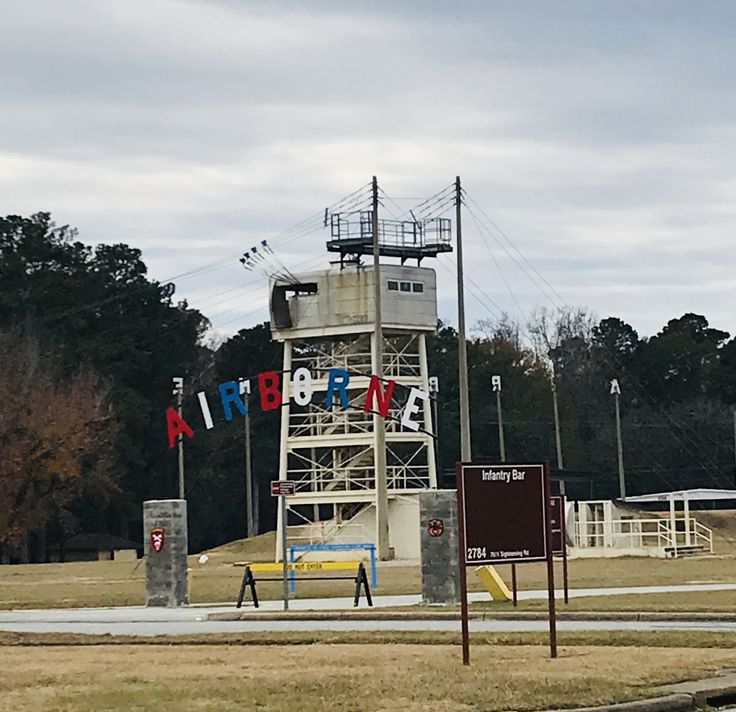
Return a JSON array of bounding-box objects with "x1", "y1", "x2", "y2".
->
[{"x1": 571, "y1": 490, "x2": 723, "y2": 558}]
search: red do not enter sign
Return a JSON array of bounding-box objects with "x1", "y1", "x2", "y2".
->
[{"x1": 458, "y1": 463, "x2": 548, "y2": 565}]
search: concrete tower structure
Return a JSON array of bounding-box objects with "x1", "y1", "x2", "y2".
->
[{"x1": 269, "y1": 210, "x2": 451, "y2": 560}]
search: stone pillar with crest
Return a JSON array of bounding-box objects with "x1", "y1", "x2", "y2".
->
[{"x1": 143, "y1": 499, "x2": 189, "y2": 607}]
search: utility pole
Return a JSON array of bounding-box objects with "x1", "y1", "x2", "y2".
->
[
  {"x1": 245, "y1": 409, "x2": 254, "y2": 537},
  {"x1": 551, "y1": 374, "x2": 564, "y2": 470},
  {"x1": 456, "y1": 176, "x2": 472, "y2": 461},
  {"x1": 732, "y1": 409, "x2": 736, "y2": 488},
  {"x1": 493, "y1": 373, "x2": 515, "y2": 604},
  {"x1": 491, "y1": 375, "x2": 506, "y2": 462},
  {"x1": 372, "y1": 175, "x2": 390, "y2": 560},
  {"x1": 611, "y1": 379, "x2": 626, "y2": 499},
  {"x1": 172, "y1": 377, "x2": 185, "y2": 499},
  {"x1": 241, "y1": 378, "x2": 254, "y2": 539}
]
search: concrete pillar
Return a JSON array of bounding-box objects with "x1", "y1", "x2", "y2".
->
[
  {"x1": 143, "y1": 499, "x2": 188, "y2": 607},
  {"x1": 578, "y1": 504, "x2": 588, "y2": 548},
  {"x1": 420, "y1": 490, "x2": 460, "y2": 605},
  {"x1": 669, "y1": 494, "x2": 677, "y2": 556},
  {"x1": 603, "y1": 501, "x2": 613, "y2": 548}
]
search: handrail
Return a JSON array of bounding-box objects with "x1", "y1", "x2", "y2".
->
[
  {"x1": 692, "y1": 519, "x2": 714, "y2": 553},
  {"x1": 574, "y1": 515, "x2": 713, "y2": 556}
]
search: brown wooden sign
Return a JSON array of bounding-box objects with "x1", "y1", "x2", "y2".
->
[
  {"x1": 458, "y1": 464, "x2": 548, "y2": 565},
  {"x1": 549, "y1": 495, "x2": 565, "y2": 555},
  {"x1": 456, "y1": 461, "x2": 557, "y2": 665}
]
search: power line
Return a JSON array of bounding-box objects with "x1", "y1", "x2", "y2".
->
[
  {"x1": 451, "y1": 254, "x2": 693, "y2": 493},
  {"x1": 465, "y1": 204, "x2": 526, "y2": 331},
  {"x1": 462, "y1": 188, "x2": 734, "y2": 490},
  {"x1": 464, "y1": 192, "x2": 566, "y2": 308}
]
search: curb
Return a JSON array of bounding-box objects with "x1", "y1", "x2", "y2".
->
[
  {"x1": 536, "y1": 693, "x2": 695, "y2": 712},
  {"x1": 660, "y1": 674, "x2": 736, "y2": 709},
  {"x1": 484, "y1": 611, "x2": 736, "y2": 622},
  {"x1": 207, "y1": 610, "x2": 736, "y2": 623}
]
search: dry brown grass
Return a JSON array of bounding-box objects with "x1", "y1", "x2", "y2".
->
[
  {"x1": 1, "y1": 554, "x2": 735, "y2": 609},
  {"x1": 0, "y1": 643, "x2": 733, "y2": 711},
  {"x1": 495, "y1": 553, "x2": 736, "y2": 591},
  {"x1": 3, "y1": 629, "x2": 736, "y2": 649},
  {"x1": 1, "y1": 523, "x2": 735, "y2": 610},
  {"x1": 472, "y1": 588, "x2": 736, "y2": 613}
]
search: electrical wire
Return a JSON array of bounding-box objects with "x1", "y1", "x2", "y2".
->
[
  {"x1": 462, "y1": 188, "x2": 734, "y2": 490},
  {"x1": 466, "y1": 204, "x2": 526, "y2": 331}
]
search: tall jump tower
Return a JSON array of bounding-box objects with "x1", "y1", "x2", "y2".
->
[{"x1": 269, "y1": 202, "x2": 452, "y2": 560}]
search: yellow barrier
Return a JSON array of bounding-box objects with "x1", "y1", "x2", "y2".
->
[
  {"x1": 474, "y1": 565, "x2": 512, "y2": 601},
  {"x1": 246, "y1": 561, "x2": 361, "y2": 573}
]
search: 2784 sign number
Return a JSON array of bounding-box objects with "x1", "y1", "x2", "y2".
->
[{"x1": 466, "y1": 546, "x2": 488, "y2": 561}]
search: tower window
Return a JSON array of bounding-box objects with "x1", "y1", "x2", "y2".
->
[
  {"x1": 400, "y1": 281, "x2": 411, "y2": 292},
  {"x1": 387, "y1": 280, "x2": 399, "y2": 291},
  {"x1": 412, "y1": 282, "x2": 424, "y2": 293}
]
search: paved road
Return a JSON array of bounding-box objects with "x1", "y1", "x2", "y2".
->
[
  {"x1": 0, "y1": 581, "x2": 734, "y2": 636},
  {"x1": 1, "y1": 606, "x2": 736, "y2": 636}
]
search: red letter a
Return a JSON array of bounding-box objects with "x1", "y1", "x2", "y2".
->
[
  {"x1": 363, "y1": 375, "x2": 396, "y2": 417},
  {"x1": 166, "y1": 407, "x2": 194, "y2": 449},
  {"x1": 258, "y1": 371, "x2": 283, "y2": 411}
]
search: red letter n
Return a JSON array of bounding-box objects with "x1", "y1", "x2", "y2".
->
[
  {"x1": 363, "y1": 375, "x2": 396, "y2": 417},
  {"x1": 258, "y1": 371, "x2": 282, "y2": 411},
  {"x1": 166, "y1": 407, "x2": 194, "y2": 449}
]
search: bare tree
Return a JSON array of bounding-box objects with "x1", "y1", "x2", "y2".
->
[
  {"x1": 527, "y1": 306, "x2": 597, "y2": 362},
  {"x1": 474, "y1": 312, "x2": 522, "y2": 349}
]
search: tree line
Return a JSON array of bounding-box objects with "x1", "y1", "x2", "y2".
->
[{"x1": 1, "y1": 213, "x2": 734, "y2": 561}]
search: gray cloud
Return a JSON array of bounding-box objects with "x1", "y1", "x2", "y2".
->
[{"x1": 1, "y1": 0, "x2": 735, "y2": 340}]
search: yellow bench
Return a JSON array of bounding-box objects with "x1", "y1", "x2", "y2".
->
[
  {"x1": 242, "y1": 561, "x2": 362, "y2": 573},
  {"x1": 235, "y1": 561, "x2": 372, "y2": 608}
]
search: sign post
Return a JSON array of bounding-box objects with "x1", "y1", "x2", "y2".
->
[
  {"x1": 549, "y1": 494, "x2": 569, "y2": 604},
  {"x1": 543, "y1": 463, "x2": 558, "y2": 657},
  {"x1": 271, "y1": 480, "x2": 296, "y2": 610},
  {"x1": 455, "y1": 469, "x2": 471, "y2": 665},
  {"x1": 456, "y1": 462, "x2": 557, "y2": 662}
]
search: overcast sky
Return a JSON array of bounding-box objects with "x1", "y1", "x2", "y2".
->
[{"x1": 3, "y1": 0, "x2": 735, "y2": 341}]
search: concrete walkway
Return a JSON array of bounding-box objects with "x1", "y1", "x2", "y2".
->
[
  {"x1": 215, "y1": 580, "x2": 736, "y2": 613},
  {"x1": 2, "y1": 610, "x2": 736, "y2": 636},
  {"x1": 0, "y1": 581, "x2": 734, "y2": 636}
]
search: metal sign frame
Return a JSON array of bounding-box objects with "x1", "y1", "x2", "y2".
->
[
  {"x1": 549, "y1": 494, "x2": 569, "y2": 604},
  {"x1": 456, "y1": 461, "x2": 557, "y2": 664},
  {"x1": 270, "y1": 480, "x2": 296, "y2": 609}
]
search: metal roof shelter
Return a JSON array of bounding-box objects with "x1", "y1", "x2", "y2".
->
[
  {"x1": 624, "y1": 488, "x2": 736, "y2": 503},
  {"x1": 622, "y1": 488, "x2": 735, "y2": 556}
]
